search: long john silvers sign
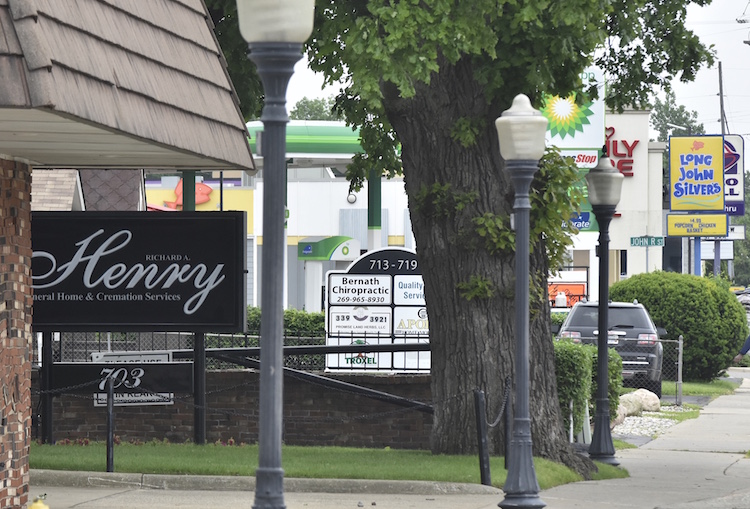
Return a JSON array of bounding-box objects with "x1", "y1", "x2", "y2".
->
[{"x1": 32, "y1": 212, "x2": 247, "y2": 332}]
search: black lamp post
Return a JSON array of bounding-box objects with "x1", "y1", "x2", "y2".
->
[
  {"x1": 585, "y1": 154, "x2": 624, "y2": 466},
  {"x1": 235, "y1": 1, "x2": 315, "y2": 508},
  {"x1": 495, "y1": 94, "x2": 548, "y2": 509}
]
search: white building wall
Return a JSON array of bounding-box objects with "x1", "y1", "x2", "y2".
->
[
  {"x1": 607, "y1": 110, "x2": 665, "y2": 278},
  {"x1": 254, "y1": 179, "x2": 409, "y2": 238}
]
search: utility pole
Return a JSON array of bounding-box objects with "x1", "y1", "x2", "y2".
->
[{"x1": 716, "y1": 62, "x2": 727, "y2": 278}]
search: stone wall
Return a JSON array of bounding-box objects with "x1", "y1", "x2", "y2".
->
[
  {"x1": 31, "y1": 370, "x2": 433, "y2": 449},
  {"x1": 0, "y1": 160, "x2": 33, "y2": 508}
]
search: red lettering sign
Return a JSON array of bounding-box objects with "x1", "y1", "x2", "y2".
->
[{"x1": 605, "y1": 127, "x2": 639, "y2": 177}]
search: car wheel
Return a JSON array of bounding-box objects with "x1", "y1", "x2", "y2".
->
[{"x1": 643, "y1": 379, "x2": 662, "y2": 399}]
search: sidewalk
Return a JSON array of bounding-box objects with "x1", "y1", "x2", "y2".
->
[{"x1": 29, "y1": 367, "x2": 750, "y2": 509}]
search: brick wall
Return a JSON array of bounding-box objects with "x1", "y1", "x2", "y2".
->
[
  {"x1": 31, "y1": 370, "x2": 433, "y2": 449},
  {"x1": 0, "y1": 160, "x2": 33, "y2": 508}
]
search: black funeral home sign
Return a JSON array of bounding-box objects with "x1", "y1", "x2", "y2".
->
[{"x1": 31, "y1": 212, "x2": 246, "y2": 332}]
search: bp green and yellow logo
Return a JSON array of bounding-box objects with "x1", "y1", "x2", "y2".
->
[{"x1": 541, "y1": 93, "x2": 595, "y2": 139}]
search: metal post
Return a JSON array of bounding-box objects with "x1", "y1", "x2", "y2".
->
[
  {"x1": 588, "y1": 204, "x2": 619, "y2": 466},
  {"x1": 473, "y1": 390, "x2": 491, "y2": 486},
  {"x1": 716, "y1": 61, "x2": 726, "y2": 277},
  {"x1": 182, "y1": 168, "x2": 206, "y2": 445},
  {"x1": 505, "y1": 394, "x2": 512, "y2": 471},
  {"x1": 106, "y1": 376, "x2": 114, "y2": 472},
  {"x1": 677, "y1": 335, "x2": 684, "y2": 406},
  {"x1": 249, "y1": 41, "x2": 302, "y2": 509},
  {"x1": 694, "y1": 238, "x2": 702, "y2": 276},
  {"x1": 220, "y1": 171, "x2": 224, "y2": 211},
  {"x1": 500, "y1": 159, "x2": 545, "y2": 509},
  {"x1": 41, "y1": 331, "x2": 54, "y2": 444},
  {"x1": 194, "y1": 332, "x2": 206, "y2": 444},
  {"x1": 367, "y1": 168, "x2": 382, "y2": 250}
]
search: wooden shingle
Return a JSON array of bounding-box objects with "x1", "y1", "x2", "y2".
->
[{"x1": 0, "y1": 0, "x2": 255, "y2": 171}]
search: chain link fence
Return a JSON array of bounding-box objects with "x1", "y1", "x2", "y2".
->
[
  {"x1": 35, "y1": 332, "x2": 681, "y2": 389},
  {"x1": 660, "y1": 337, "x2": 686, "y2": 405},
  {"x1": 33, "y1": 331, "x2": 432, "y2": 372}
]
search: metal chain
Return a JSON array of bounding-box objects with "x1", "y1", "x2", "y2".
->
[
  {"x1": 33, "y1": 378, "x2": 101, "y2": 395},
  {"x1": 487, "y1": 375, "x2": 512, "y2": 429}
]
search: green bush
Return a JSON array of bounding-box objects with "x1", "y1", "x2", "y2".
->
[
  {"x1": 246, "y1": 307, "x2": 325, "y2": 336},
  {"x1": 554, "y1": 340, "x2": 621, "y2": 436},
  {"x1": 554, "y1": 340, "x2": 592, "y2": 436},
  {"x1": 247, "y1": 306, "x2": 262, "y2": 332},
  {"x1": 283, "y1": 308, "x2": 325, "y2": 335},
  {"x1": 550, "y1": 311, "x2": 568, "y2": 329},
  {"x1": 608, "y1": 272, "x2": 747, "y2": 382}
]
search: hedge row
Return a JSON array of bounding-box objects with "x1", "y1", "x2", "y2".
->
[
  {"x1": 610, "y1": 272, "x2": 748, "y2": 382},
  {"x1": 246, "y1": 307, "x2": 325, "y2": 335},
  {"x1": 554, "y1": 339, "x2": 621, "y2": 436}
]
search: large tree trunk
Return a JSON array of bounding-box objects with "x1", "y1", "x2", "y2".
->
[{"x1": 381, "y1": 58, "x2": 594, "y2": 477}]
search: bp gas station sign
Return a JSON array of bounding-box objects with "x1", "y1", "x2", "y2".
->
[{"x1": 325, "y1": 248, "x2": 429, "y2": 371}]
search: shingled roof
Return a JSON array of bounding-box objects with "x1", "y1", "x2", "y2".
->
[
  {"x1": 0, "y1": 0, "x2": 255, "y2": 172},
  {"x1": 30, "y1": 169, "x2": 84, "y2": 211}
]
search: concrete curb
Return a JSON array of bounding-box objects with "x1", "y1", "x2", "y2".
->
[{"x1": 30, "y1": 469, "x2": 502, "y2": 495}]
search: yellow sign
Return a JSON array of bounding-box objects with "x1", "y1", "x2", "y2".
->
[
  {"x1": 667, "y1": 214, "x2": 728, "y2": 237},
  {"x1": 145, "y1": 187, "x2": 254, "y2": 235},
  {"x1": 669, "y1": 136, "x2": 724, "y2": 211}
]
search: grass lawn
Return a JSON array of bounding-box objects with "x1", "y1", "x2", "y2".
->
[
  {"x1": 662, "y1": 378, "x2": 739, "y2": 398},
  {"x1": 31, "y1": 378, "x2": 734, "y2": 490},
  {"x1": 31, "y1": 441, "x2": 626, "y2": 490}
]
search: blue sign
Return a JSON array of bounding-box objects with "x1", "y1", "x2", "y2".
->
[
  {"x1": 565, "y1": 211, "x2": 593, "y2": 231},
  {"x1": 724, "y1": 136, "x2": 745, "y2": 216}
]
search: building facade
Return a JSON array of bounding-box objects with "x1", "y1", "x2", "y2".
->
[{"x1": 145, "y1": 114, "x2": 665, "y2": 313}]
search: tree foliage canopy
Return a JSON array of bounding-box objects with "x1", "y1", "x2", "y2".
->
[
  {"x1": 290, "y1": 97, "x2": 343, "y2": 121},
  {"x1": 307, "y1": 0, "x2": 713, "y2": 185},
  {"x1": 205, "y1": 0, "x2": 716, "y2": 470}
]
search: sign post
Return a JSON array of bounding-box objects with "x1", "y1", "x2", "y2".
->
[{"x1": 630, "y1": 236, "x2": 664, "y2": 273}]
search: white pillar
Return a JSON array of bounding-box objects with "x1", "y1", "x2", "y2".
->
[{"x1": 304, "y1": 261, "x2": 324, "y2": 312}]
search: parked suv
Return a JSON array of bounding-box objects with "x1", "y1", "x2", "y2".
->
[{"x1": 557, "y1": 301, "x2": 665, "y2": 398}]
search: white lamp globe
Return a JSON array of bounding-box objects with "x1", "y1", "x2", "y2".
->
[
  {"x1": 236, "y1": 0, "x2": 315, "y2": 44},
  {"x1": 585, "y1": 156, "x2": 624, "y2": 207},
  {"x1": 494, "y1": 94, "x2": 549, "y2": 161}
]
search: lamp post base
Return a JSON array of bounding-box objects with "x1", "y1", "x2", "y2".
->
[
  {"x1": 501, "y1": 432, "x2": 545, "y2": 509},
  {"x1": 589, "y1": 404, "x2": 619, "y2": 466},
  {"x1": 252, "y1": 467, "x2": 285, "y2": 509},
  {"x1": 589, "y1": 405, "x2": 619, "y2": 466},
  {"x1": 499, "y1": 493, "x2": 547, "y2": 509},
  {"x1": 589, "y1": 453, "x2": 620, "y2": 467}
]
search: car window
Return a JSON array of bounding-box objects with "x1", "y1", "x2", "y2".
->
[
  {"x1": 567, "y1": 309, "x2": 598, "y2": 327},
  {"x1": 566, "y1": 307, "x2": 652, "y2": 329}
]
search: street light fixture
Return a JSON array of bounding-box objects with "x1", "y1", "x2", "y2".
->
[
  {"x1": 585, "y1": 153, "x2": 624, "y2": 466},
  {"x1": 495, "y1": 94, "x2": 548, "y2": 509},
  {"x1": 235, "y1": 1, "x2": 315, "y2": 508},
  {"x1": 666, "y1": 123, "x2": 691, "y2": 136}
]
